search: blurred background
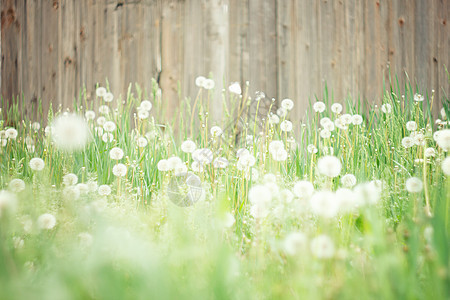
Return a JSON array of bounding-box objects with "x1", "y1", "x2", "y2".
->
[{"x1": 1, "y1": 0, "x2": 449, "y2": 122}]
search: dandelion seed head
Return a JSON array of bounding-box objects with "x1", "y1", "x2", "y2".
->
[
  {"x1": 331, "y1": 103, "x2": 343, "y2": 114},
  {"x1": 98, "y1": 184, "x2": 112, "y2": 196},
  {"x1": 283, "y1": 232, "x2": 308, "y2": 255},
  {"x1": 0, "y1": 190, "x2": 17, "y2": 218},
  {"x1": 51, "y1": 114, "x2": 91, "y2": 151},
  {"x1": 310, "y1": 235, "x2": 335, "y2": 259},
  {"x1": 435, "y1": 129, "x2": 450, "y2": 151},
  {"x1": 203, "y1": 79, "x2": 215, "y2": 90},
  {"x1": 29, "y1": 157, "x2": 45, "y2": 171},
  {"x1": 406, "y1": 177, "x2": 423, "y2": 193},
  {"x1": 103, "y1": 121, "x2": 116, "y2": 132},
  {"x1": 313, "y1": 101, "x2": 326, "y2": 113},
  {"x1": 103, "y1": 92, "x2": 114, "y2": 103},
  {"x1": 341, "y1": 174, "x2": 357, "y2": 188},
  {"x1": 406, "y1": 121, "x2": 417, "y2": 131},
  {"x1": 140, "y1": 100, "x2": 153, "y2": 111},
  {"x1": 110, "y1": 147, "x2": 124, "y2": 160},
  {"x1": 210, "y1": 126, "x2": 223, "y2": 137},
  {"x1": 181, "y1": 140, "x2": 197, "y2": 153},
  {"x1": 413, "y1": 93, "x2": 424, "y2": 102},
  {"x1": 381, "y1": 103, "x2": 392, "y2": 114},
  {"x1": 281, "y1": 98, "x2": 294, "y2": 111},
  {"x1": 9, "y1": 179, "x2": 26, "y2": 193},
  {"x1": 317, "y1": 155, "x2": 342, "y2": 178},
  {"x1": 442, "y1": 157, "x2": 450, "y2": 176},
  {"x1": 195, "y1": 76, "x2": 206, "y2": 87},
  {"x1": 96, "y1": 87, "x2": 106, "y2": 98},
  {"x1": 37, "y1": 213, "x2": 56, "y2": 230},
  {"x1": 5, "y1": 128, "x2": 18, "y2": 140},
  {"x1": 293, "y1": 180, "x2": 314, "y2": 199},
  {"x1": 63, "y1": 173, "x2": 78, "y2": 186},
  {"x1": 112, "y1": 163, "x2": 127, "y2": 177},
  {"x1": 351, "y1": 114, "x2": 363, "y2": 125}
]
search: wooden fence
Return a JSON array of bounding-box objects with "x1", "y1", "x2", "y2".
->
[{"x1": 1, "y1": 0, "x2": 449, "y2": 122}]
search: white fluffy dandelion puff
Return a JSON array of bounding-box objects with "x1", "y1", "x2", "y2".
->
[{"x1": 50, "y1": 114, "x2": 91, "y2": 152}]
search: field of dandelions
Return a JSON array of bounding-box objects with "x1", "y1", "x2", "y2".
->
[{"x1": 0, "y1": 76, "x2": 449, "y2": 299}]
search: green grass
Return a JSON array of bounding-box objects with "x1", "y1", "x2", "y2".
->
[{"x1": 0, "y1": 75, "x2": 449, "y2": 300}]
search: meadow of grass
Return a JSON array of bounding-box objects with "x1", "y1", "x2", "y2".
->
[{"x1": 0, "y1": 76, "x2": 449, "y2": 299}]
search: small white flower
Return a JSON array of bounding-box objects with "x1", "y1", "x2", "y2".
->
[
  {"x1": 181, "y1": 140, "x2": 196, "y2": 153},
  {"x1": 63, "y1": 173, "x2": 78, "y2": 186},
  {"x1": 341, "y1": 174, "x2": 357, "y2": 188},
  {"x1": 424, "y1": 147, "x2": 436, "y2": 158},
  {"x1": 401, "y1": 137, "x2": 414, "y2": 148},
  {"x1": 99, "y1": 105, "x2": 110, "y2": 114},
  {"x1": 341, "y1": 114, "x2": 352, "y2": 125},
  {"x1": 331, "y1": 103, "x2": 343, "y2": 114},
  {"x1": 0, "y1": 190, "x2": 17, "y2": 217},
  {"x1": 193, "y1": 148, "x2": 214, "y2": 164},
  {"x1": 317, "y1": 156, "x2": 342, "y2": 178},
  {"x1": 249, "y1": 185, "x2": 272, "y2": 205},
  {"x1": 236, "y1": 148, "x2": 250, "y2": 158},
  {"x1": 293, "y1": 180, "x2": 314, "y2": 199},
  {"x1": 102, "y1": 133, "x2": 114, "y2": 143},
  {"x1": 98, "y1": 185, "x2": 112, "y2": 196},
  {"x1": 280, "y1": 120, "x2": 293, "y2": 132},
  {"x1": 137, "y1": 109, "x2": 149, "y2": 120},
  {"x1": 32, "y1": 122, "x2": 41, "y2": 131},
  {"x1": 140, "y1": 100, "x2": 153, "y2": 111},
  {"x1": 334, "y1": 117, "x2": 348, "y2": 130},
  {"x1": 413, "y1": 133, "x2": 425, "y2": 146},
  {"x1": 351, "y1": 114, "x2": 363, "y2": 125},
  {"x1": 307, "y1": 144, "x2": 318, "y2": 154},
  {"x1": 213, "y1": 157, "x2": 229, "y2": 168},
  {"x1": 381, "y1": 103, "x2": 392, "y2": 114},
  {"x1": 97, "y1": 116, "x2": 106, "y2": 126},
  {"x1": 268, "y1": 114, "x2": 280, "y2": 124},
  {"x1": 37, "y1": 213, "x2": 56, "y2": 230},
  {"x1": 413, "y1": 93, "x2": 424, "y2": 102},
  {"x1": 78, "y1": 232, "x2": 93, "y2": 247},
  {"x1": 9, "y1": 179, "x2": 26, "y2": 193},
  {"x1": 85, "y1": 110, "x2": 96, "y2": 120},
  {"x1": 277, "y1": 107, "x2": 287, "y2": 118},
  {"x1": 283, "y1": 232, "x2": 308, "y2": 255},
  {"x1": 157, "y1": 159, "x2": 171, "y2": 172},
  {"x1": 96, "y1": 87, "x2": 107, "y2": 98},
  {"x1": 76, "y1": 183, "x2": 89, "y2": 195},
  {"x1": 191, "y1": 161, "x2": 204, "y2": 172},
  {"x1": 435, "y1": 129, "x2": 450, "y2": 151},
  {"x1": 228, "y1": 82, "x2": 242, "y2": 95},
  {"x1": 109, "y1": 147, "x2": 124, "y2": 160},
  {"x1": 442, "y1": 157, "x2": 450, "y2": 176},
  {"x1": 405, "y1": 177, "x2": 423, "y2": 193},
  {"x1": 310, "y1": 235, "x2": 335, "y2": 259},
  {"x1": 168, "y1": 156, "x2": 183, "y2": 170},
  {"x1": 281, "y1": 98, "x2": 294, "y2": 111},
  {"x1": 112, "y1": 163, "x2": 127, "y2": 177},
  {"x1": 103, "y1": 92, "x2": 114, "y2": 103},
  {"x1": 195, "y1": 76, "x2": 206, "y2": 87},
  {"x1": 210, "y1": 126, "x2": 223, "y2": 137},
  {"x1": 136, "y1": 137, "x2": 148, "y2": 148},
  {"x1": 320, "y1": 129, "x2": 331, "y2": 139},
  {"x1": 310, "y1": 191, "x2": 339, "y2": 218},
  {"x1": 222, "y1": 212, "x2": 235, "y2": 228},
  {"x1": 269, "y1": 140, "x2": 285, "y2": 155},
  {"x1": 5, "y1": 128, "x2": 18, "y2": 140},
  {"x1": 203, "y1": 79, "x2": 215, "y2": 90},
  {"x1": 406, "y1": 121, "x2": 417, "y2": 131},
  {"x1": 29, "y1": 157, "x2": 45, "y2": 171},
  {"x1": 51, "y1": 114, "x2": 91, "y2": 151},
  {"x1": 313, "y1": 102, "x2": 326, "y2": 113},
  {"x1": 103, "y1": 121, "x2": 116, "y2": 132},
  {"x1": 271, "y1": 148, "x2": 288, "y2": 161}
]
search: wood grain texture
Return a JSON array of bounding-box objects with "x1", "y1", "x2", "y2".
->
[{"x1": 1, "y1": 0, "x2": 449, "y2": 123}]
